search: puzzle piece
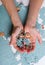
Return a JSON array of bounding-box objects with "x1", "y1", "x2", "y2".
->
[
  {"x1": 41, "y1": 25, "x2": 45, "y2": 30},
  {"x1": 0, "y1": 1, "x2": 2, "y2": 6},
  {"x1": 41, "y1": 0, "x2": 45, "y2": 8},
  {"x1": 18, "y1": 63, "x2": 22, "y2": 65},
  {"x1": 10, "y1": 45, "x2": 17, "y2": 53},
  {"x1": 42, "y1": 38, "x2": 45, "y2": 41},
  {"x1": 16, "y1": 0, "x2": 29, "y2": 6},
  {"x1": 0, "y1": 32, "x2": 4, "y2": 36},
  {"x1": 16, "y1": 54, "x2": 21, "y2": 61},
  {"x1": 38, "y1": 17, "x2": 43, "y2": 25},
  {"x1": 16, "y1": 7, "x2": 20, "y2": 12}
]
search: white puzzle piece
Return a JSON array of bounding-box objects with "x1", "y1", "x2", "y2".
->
[
  {"x1": 18, "y1": 63, "x2": 22, "y2": 65},
  {"x1": 16, "y1": 54, "x2": 21, "y2": 61},
  {"x1": 10, "y1": 45, "x2": 17, "y2": 53},
  {"x1": 16, "y1": 0, "x2": 29, "y2": 6},
  {"x1": 0, "y1": 1, "x2": 2, "y2": 6}
]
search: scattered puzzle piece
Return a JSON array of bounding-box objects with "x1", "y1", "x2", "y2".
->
[
  {"x1": 0, "y1": 32, "x2": 4, "y2": 36},
  {"x1": 42, "y1": 25, "x2": 45, "y2": 30},
  {"x1": 16, "y1": 54, "x2": 21, "y2": 61},
  {"x1": 18, "y1": 63, "x2": 22, "y2": 65},
  {"x1": 10, "y1": 45, "x2": 17, "y2": 53},
  {"x1": 0, "y1": 1, "x2": 2, "y2": 6},
  {"x1": 16, "y1": 7, "x2": 20, "y2": 12}
]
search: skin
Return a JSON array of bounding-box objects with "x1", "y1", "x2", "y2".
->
[
  {"x1": 1, "y1": 0, "x2": 43, "y2": 53},
  {"x1": 25, "y1": 0, "x2": 43, "y2": 52}
]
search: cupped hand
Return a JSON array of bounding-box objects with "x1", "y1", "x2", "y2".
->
[
  {"x1": 24, "y1": 25, "x2": 42, "y2": 53},
  {"x1": 9, "y1": 26, "x2": 25, "y2": 53}
]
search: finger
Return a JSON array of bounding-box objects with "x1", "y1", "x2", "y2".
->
[
  {"x1": 10, "y1": 39, "x2": 24, "y2": 53},
  {"x1": 13, "y1": 27, "x2": 23, "y2": 37},
  {"x1": 37, "y1": 32, "x2": 42, "y2": 44},
  {"x1": 9, "y1": 35, "x2": 22, "y2": 52},
  {"x1": 31, "y1": 42, "x2": 36, "y2": 51},
  {"x1": 27, "y1": 42, "x2": 36, "y2": 53},
  {"x1": 9, "y1": 28, "x2": 24, "y2": 53},
  {"x1": 10, "y1": 38, "x2": 24, "y2": 53},
  {"x1": 29, "y1": 35, "x2": 36, "y2": 43},
  {"x1": 14, "y1": 45, "x2": 25, "y2": 53}
]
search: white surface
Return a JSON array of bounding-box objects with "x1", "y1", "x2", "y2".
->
[
  {"x1": 41, "y1": 25, "x2": 45, "y2": 30},
  {"x1": 30, "y1": 56, "x2": 45, "y2": 65},
  {"x1": 34, "y1": 56, "x2": 45, "y2": 65}
]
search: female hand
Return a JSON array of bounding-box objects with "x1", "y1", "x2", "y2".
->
[
  {"x1": 9, "y1": 26, "x2": 25, "y2": 53},
  {"x1": 24, "y1": 25, "x2": 42, "y2": 53}
]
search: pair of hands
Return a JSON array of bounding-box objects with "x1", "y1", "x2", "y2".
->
[{"x1": 9, "y1": 25, "x2": 42, "y2": 53}]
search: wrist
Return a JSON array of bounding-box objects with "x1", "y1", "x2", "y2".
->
[
  {"x1": 12, "y1": 26, "x2": 23, "y2": 38},
  {"x1": 26, "y1": 21, "x2": 36, "y2": 28},
  {"x1": 26, "y1": 16, "x2": 36, "y2": 28},
  {"x1": 11, "y1": 15, "x2": 23, "y2": 28}
]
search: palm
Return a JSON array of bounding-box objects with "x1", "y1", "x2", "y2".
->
[{"x1": 24, "y1": 27, "x2": 42, "y2": 53}]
